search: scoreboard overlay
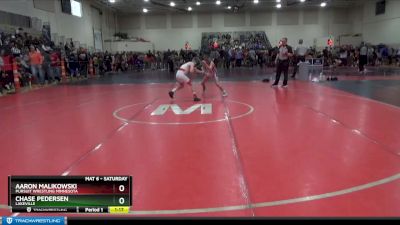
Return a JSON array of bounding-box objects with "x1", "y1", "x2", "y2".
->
[{"x1": 8, "y1": 176, "x2": 132, "y2": 214}]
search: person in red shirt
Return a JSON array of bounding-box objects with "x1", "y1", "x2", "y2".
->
[
  {"x1": 50, "y1": 50, "x2": 61, "y2": 82},
  {"x1": 29, "y1": 45, "x2": 44, "y2": 85},
  {"x1": 0, "y1": 49, "x2": 14, "y2": 91}
]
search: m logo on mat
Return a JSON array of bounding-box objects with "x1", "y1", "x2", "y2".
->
[{"x1": 151, "y1": 104, "x2": 212, "y2": 116}]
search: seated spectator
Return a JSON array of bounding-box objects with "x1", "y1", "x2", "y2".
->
[{"x1": 11, "y1": 42, "x2": 21, "y2": 57}]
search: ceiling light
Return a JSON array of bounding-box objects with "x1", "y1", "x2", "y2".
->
[
  {"x1": 276, "y1": 0, "x2": 281, "y2": 2},
  {"x1": 254, "y1": 0, "x2": 259, "y2": 3},
  {"x1": 144, "y1": 0, "x2": 149, "y2": 2},
  {"x1": 188, "y1": 6, "x2": 192, "y2": 11},
  {"x1": 216, "y1": 0, "x2": 221, "y2": 5},
  {"x1": 196, "y1": 1, "x2": 201, "y2": 5},
  {"x1": 300, "y1": 0, "x2": 305, "y2": 2},
  {"x1": 227, "y1": 5, "x2": 231, "y2": 9},
  {"x1": 276, "y1": 3, "x2": 282, "y2": 8},
  {"x1": 143, "y1": 8, "x2": 148, "y2": 13},
  {"x1": 170, "y1": 1, "x2": 175, "y2": 7},
  {"x1": 321, "y1": 2, "x2": 327, "y2": 7},
  {"x1": 108, "y1": 0, "x2": 115, "y2": 3}
]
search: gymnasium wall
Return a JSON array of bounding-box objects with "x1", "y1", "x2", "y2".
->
[
  {"x1": 361, "y1": 0, "x2": 400, "y2": 46},
  {"x1": 118, "y1": 8, "x2": 356, "y2": 51},
  {"x1": 0, "y1": 0, "x2": 117, "y2": 51}
]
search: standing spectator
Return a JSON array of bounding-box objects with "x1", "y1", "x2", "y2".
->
[
  {"x1": 0, "y1": 49, "x2": 14, "y2": 91},
  {"x1": 388, "y1": 47, "x2": 395, "y2": 65},
  {"x1": 24, "y1": 35, "x2": 33, "y2": 48},
  {"x1": 104, "y1": 52, "x2": 112, "y2": 72},
  {"x1": 29, "y1": 45, "x2": 44, "y2": 85},
  {"x1": 78, "y1": 49, "x2": 88, "y2": 78},
  {"x1": 210, "y1": 50, "x2": 220, "y2": 68},
  {"x1": 230, "y1": 48, "x2": 236, "y2": 68},
  {"x1": 322, "y1": 47, "x2": 329, "y2": 66},
  {"x1": 50, "y1": 49, "x2": 61, "y2": 82},
  {"x1": 359, "y1": 42, "x2": 368, "y2": 74},
  {"x1": 92, "y1": 54, "x2": 99, "y2": 75},
  {"x1": 249, "y1": 49, "x2": 256, "y2": 67},
  {"x1": 111, "y1": 54, "x2": 115, "y2": 72},
  {"x1": 291, "y1": 39, "x2": 308, "y2": 78},
  {"x1": 97, "y1": 53, "x2": 105, "y2": 76},
  {"x1": 339, "y1": 47, "x2": 348, "y2": 66},
  {"x1": 372, "y1": 48, "x2": 378, "y2": 66},
  {"x1": 0, "y1": 51, "x2": 3, "y2": 93},
  {"x1": 224, "y1": 48, "x2": 232, "y2": 69},
  {"x1": 396, "y1": 48, "x2": 400, "y2": 66},
  {"x1": 68, "y1": 52, "x2": 79, "y2": 79},
  {"x1": 42, "y1": 47, "x2": 54, "y2": 84},
  {"x1": 271, "y1": 37, "x2": 293, "y2": 88},
  {"x1": 114, "y1": 53, "x2": 122, "y2": 72},
  {"x1": 168, "y1": 54, "x2": 175, "y2": 73},
  {"x1": 235, "y1": 48, "x2": 243, "y2": 67},
  {"x1": 164, "y1": 49, "x2": 171, "y2": 70}
]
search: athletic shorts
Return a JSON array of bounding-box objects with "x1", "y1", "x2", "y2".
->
[
  {"x1": 176, "y1": 70, "x2": 190, "y2": 84},
  {"x1": 206, "y1": 72, "x2": 219, "y2": 81}
]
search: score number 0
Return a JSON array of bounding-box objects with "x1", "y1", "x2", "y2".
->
[{"x1": 118, "y1": 185, "x2": 125, "y2": 205}]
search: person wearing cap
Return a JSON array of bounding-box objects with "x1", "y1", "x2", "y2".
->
[{"x1": 272, "y1": 37, "x2": 293, "y2": 87}]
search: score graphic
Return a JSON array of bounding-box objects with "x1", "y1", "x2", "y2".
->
[{"x1": 8, "y1": 176, "x2": 132, "y2": 214}]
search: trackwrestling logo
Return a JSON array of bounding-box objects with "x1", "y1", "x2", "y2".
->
[{"x1": 2, "y1": 217, "x2": 65, "y2": 225}]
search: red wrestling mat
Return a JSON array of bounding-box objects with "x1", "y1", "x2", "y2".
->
[{"x1": 1, "y1": 81, "x2": 400, "y2": 217}]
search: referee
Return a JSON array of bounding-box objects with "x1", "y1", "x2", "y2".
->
[
  {"x1": 359, "y1": 42, "x2": 368, "y2": 74},
  {"x1": 272, "y1": 37, "x2": 293, "y2": 88}
]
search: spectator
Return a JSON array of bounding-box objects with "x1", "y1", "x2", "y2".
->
[
  {"x1": 1, "y1": 49, "x2": 15, "y2": 91},
  {"x1": 396, "y1": 48, "x2": 400, "y2": 66},
  {"x1": 339, "y1": 47, "x2": 348, "y2": 66},
  {"x1": 235, "y1": 48, "x2": 243, "y2": 67},
  {"x1": 68, "y1": 52, "x2": 79, "y2": 78},
  {"x1": 359, "y1": 42, "x2": 368, "y2": 73},
  {"x1": 42, "y1": 46, "x2": 55, "y2": 84},
  {"x1": 104, "y1": 52, "x2": 112, "y2": 72},
  {"x1": 11, "y1": 42, "x2": 21, "y2": 57},
  {"x1": 50, "y1": 49, "x2": 61, "y2": 82},
  {"x1": 78, "y1": 48, "x2": 88, "y2": 78},
  {"x1": 292, "y1": 39, "x2": 308, "y2": 78},
  {"x1": 224, "y1": 48, "x2": 232, "y2": 69},
  {"x1": 249, "y1": 49, "x2": 256, "y2": 67},
  {"x1": 29, "y1": 45, "x2": 44, "y2": 85}
]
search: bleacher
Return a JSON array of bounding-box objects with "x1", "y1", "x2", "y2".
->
[{"x1": 201, "y1": 31, "x2": 272, "y2": 52}]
